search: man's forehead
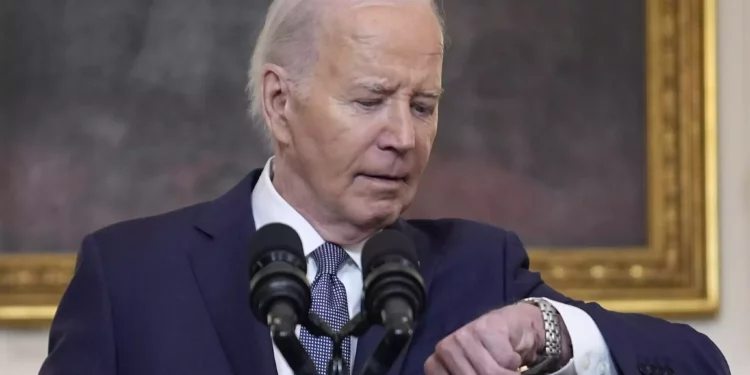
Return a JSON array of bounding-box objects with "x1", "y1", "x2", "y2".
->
[
  {"x1": 322, "y1": 6, "x2": 443, "y2": 57},
  {"x1": 321, "y1": 0, "x2": 442, "y2": 44},
  {"x1": 314, "y1": 0, "x2": 443, "y2": 90}
]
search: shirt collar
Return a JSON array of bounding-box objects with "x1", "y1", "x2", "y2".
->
[{"x1": 251, "y1": 157, "x2": 363, "y2": 269}]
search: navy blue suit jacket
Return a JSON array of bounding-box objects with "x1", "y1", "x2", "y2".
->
[{"x1": 40, "y1": 170, "x2": 730, "y2": 375}]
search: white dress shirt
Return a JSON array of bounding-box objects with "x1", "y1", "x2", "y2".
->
[{"x1": 251, "y1": 157, "x2": 616, "y2": 375}]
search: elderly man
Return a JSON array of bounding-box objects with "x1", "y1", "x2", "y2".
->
[{"x1": 40, "y1": 0, "x2": 729, "y2": 374}]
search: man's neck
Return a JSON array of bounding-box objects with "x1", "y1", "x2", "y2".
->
[{"x1": 270, "y1": 157, "x2": 376, "y2": 246}]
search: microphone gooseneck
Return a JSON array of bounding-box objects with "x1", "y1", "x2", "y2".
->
[
  {"x1": 360, "y1": 229, "x2": 426, "y2": 375},
  {"x1": 247, "y1": 222, "x2": 317, "y2": 375}
]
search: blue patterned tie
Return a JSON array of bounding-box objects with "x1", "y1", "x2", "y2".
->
[{"x1": 300, "y1": 242, "x2": 351, "y2": 375}]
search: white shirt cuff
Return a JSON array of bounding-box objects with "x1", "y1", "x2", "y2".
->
[{"x1": 544, "y1": 299, "x2": 617, "y2": 375}]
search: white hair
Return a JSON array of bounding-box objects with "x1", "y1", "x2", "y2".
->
[{"x1": 247, "y1": 0, "x2": 445, "y2": 144}]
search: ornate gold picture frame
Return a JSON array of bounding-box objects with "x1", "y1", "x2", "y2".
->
[
  {"x1": 529, "y1": 0, "x2": 718, "y2": 318},
  {"x1": 0, "y1": 0, "x2": 717, "y2": 325}
]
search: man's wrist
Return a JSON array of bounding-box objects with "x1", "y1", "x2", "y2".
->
[
  {"x1": 516, "y1": 302, "x2": 548, "y2": 356},
  {"x1": 518, "y1": 298, "x2": 573, "y2": 372}
]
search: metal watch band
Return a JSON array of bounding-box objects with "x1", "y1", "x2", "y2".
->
[{"x1": 518, "y1": 297, "x2": 563, "y2": 374}]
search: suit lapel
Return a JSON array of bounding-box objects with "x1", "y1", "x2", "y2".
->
[
  {"x1": 352, "y1": 324, "x2": 385, "y2": 375},
  {"x1": 352, "y1": 219, "x2": 438, "y2": 375},
  {"x1": 189, "y1": 170, "x2": 277, "y2": 375}
]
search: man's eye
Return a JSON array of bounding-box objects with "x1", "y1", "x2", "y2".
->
[
  {"x1": 411, "y1": 103, "x2": 435, "y2": 116},
  {"x1": 356, "y1": 99, "x2": 383, "y2": 109}
]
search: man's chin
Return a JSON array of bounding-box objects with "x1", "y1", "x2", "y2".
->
[{"x1": 348, "y1": 200, "x2": 405, "y2": 229}]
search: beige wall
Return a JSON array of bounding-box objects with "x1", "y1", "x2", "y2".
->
[
  {"x1": 0, "y1": 0, "x2": 747, "y2": 373},
  {"x1": 683, "y1": 0, "x2": 750, "y2": 371}
]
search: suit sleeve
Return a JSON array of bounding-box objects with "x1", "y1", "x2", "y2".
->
[
  {"x1": 39, "y1": 234, "x2": 117, "y2": 375},
  {"x1": 503, "y1": 231, "x2": 730, "y2": 375}
]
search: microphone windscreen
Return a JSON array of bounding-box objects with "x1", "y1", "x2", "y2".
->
[
  {"x1": 362, "y1": 229, "x2": 418, "y2": 273},
  {"x1": 248, "y1": 222, "x2": 305, "y2": 266}
]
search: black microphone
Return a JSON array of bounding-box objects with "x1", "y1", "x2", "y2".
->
[
  {"x1": 360, "y1": 229, "x2": 426, "y2": 375},
  {"x1": 248, "y1": 222, "x2": 317, "y2": 375}
]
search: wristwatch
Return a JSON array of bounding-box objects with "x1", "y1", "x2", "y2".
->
[{"x1": 517, "y1": 297, "x2": 564, "y2": 375}]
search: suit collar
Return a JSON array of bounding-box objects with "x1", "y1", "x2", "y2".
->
[
  {"x1": 190, "y1": 168, "x2": 276, "y2": 375},
  {"x1": 193, "y1": 168, "x2": 262, "y2": 238}
]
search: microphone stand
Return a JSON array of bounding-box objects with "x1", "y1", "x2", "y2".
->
[
  {"x1": 359, "y1": 299, "x2": 416, "y2": 375},
  {"x1": 272, "y1": 308, "x2": 415, "y2": 375},
  {"x1": 358, "y1": 326, "x2": 412, "y2": 375},
  {"x1": 269, "y1": 303, "x2": 318, "y2": 375},
  {"x1": 306, "y1": 312, "x2": 372, "y2": 375}
]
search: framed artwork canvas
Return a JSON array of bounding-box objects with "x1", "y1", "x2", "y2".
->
[{"x1": 0, "y1": 0, "x2": 717, "y2": 324}]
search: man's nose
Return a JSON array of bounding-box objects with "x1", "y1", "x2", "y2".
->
[{"x1": 378, "y1": 102, "x2": 416, "y2": 153}]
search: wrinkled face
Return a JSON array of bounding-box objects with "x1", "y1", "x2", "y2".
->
[{"x1": 277, "y1": 2, "x2": 444, "y2": 228}]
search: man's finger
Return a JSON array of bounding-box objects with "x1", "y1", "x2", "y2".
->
[
  {"x1": 435, "y1": 334, "x2": 476, "y2": 375},
  {"x1": 424, "y1": 354, "x2": 450, "y2": 375},
  {"x1": 473, "y1": 321, "x2": 524, "y2": 370},
  {"x1": 454, "y1": 327, "x2": 507, "y2": 375}
]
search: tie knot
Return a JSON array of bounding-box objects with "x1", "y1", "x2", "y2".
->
[{"x1": 312, "y1": 242, "x2": 349, "y2": 275}]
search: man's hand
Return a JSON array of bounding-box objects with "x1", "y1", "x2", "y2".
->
[{"x1": 424, "y1": 302, "x2": 571, "y2": 375}]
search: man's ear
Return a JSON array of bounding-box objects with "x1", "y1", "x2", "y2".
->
[{"x1": 261, "y1": 64, "x2": 292, "y2": 146}]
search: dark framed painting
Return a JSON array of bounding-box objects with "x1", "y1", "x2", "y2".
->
[{"x1": 0, "y1": 0, "x2": 717, "y2": 324}]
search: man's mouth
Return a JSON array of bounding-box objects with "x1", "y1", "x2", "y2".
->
[{"x1": 358, "y1": 173, "x2": 407, "y2": 183}]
